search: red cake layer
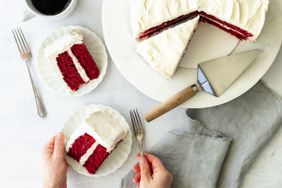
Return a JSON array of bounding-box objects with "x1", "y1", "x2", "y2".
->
[
  {"x1": 138, "y1": 11, "x2": 199, "y2": 41},
  {"x1": 57, "y1": 52, "x2": 86, "y2": 91},
  {"x1": 200, "y1": 16, "x2": 246, "y2": 40},
  {"x1": 199, "y1": 11, "x2": 253, "y2": 40},
  {"x1": 138, "y1": 11, "x2": 253, "y2": 41},
  {"x1": 67, "y1": 133, "x2": 96, "y2": 162},
  {"x1": 83, "y1": 144, "x2": 109, "y2": 174},
  {"x1": 71, "y1": 44, "x2": 100, "y2": 80}
]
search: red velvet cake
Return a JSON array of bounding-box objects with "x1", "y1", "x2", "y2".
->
[
  {"x1": 83, "y1": 144, "x2": 109, "y2": 174},
  {"x1": 67, "y1": 133, "x2": 95, "y2": 161},
  {"x1": 134, "y1": 0, "x2": 269, "y2": 42},
  {"x1": 66, "y1": 111, "x2": 128, "y2": 175},
  {"x1": 137, "y1": 11, "x2": 255, "y2": 41},
  {"x1": 45, "y1": 31, "x2": 100, "y2": 91},
  {"x1": 67, "y1": 134, "x2": 110, "y2": 174},
  {"x1": 56, "y1": 52, "x2": 85, "y2": 91},
  {"x1": 134, "y1": 0, "x2": 268, "y2": 79},
  {"x1": 71, "y1": 44, "x2": 100, "y2": 80}
]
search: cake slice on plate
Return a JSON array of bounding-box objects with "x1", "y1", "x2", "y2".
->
[
  {"x1": 136, "y1": 16, "x2": 199, "y2": 79},
  {"x1": 66, "y1": 111, "x2": 128, "y2": 174},
  {"x1": 45, "y1": 31, "x2": 100, "y2": 91}
]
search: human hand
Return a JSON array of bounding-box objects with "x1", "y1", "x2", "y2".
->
[
  {"x1": 132, "y1": 153, "x2": 173, "y2": 188},
  {"x1": 42, "y1": 132, "x2": 68, "y2": 188}
]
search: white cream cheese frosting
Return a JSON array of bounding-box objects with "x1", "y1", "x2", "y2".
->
[
  {"x1": 84, "y1": 111, "x2": 128, "y2": 152},
  {"x1": 197, "y1": 0, "x2": 269, "y2": 40},
  {"x1": 44, "y1": 31, "x2": 90, "y2": 91},
  {"x1": 133, "y1": 0, "x2": 269, "y2": 41},
  {"x1": 132, "y1": 0, "x2": 198, "y2": 38},
  {"x1": 136, "y1": 16, "x2": 199, "y2": 79},
  {"x1": 45, "y1": 31, "x2": 84, "y2": 57}
]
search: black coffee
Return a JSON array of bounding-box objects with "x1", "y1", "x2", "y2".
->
[{"x1": 31, "y1": 0, "x2": 71, "y2": 15}]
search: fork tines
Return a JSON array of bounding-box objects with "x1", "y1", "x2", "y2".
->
[
  {"x1": 130, "y1": 109, "x2": 145, "y2": 154},
  {"x1": 130, "y1": 109, "x2": 144, "y2": 135},
  {"x1": 12, "y1": 27, "x2": 31, "y2": 55}
]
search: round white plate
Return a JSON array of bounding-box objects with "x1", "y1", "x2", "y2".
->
[
  {"x1": 102, "y1": 0, "x2": 282, "y2": 108},
  {"x1": 62, "y1": 104, "x2": 132, "y2": 177},
  {"x1": 38, "y1": 26, "x2": 108, "y2": 97}
]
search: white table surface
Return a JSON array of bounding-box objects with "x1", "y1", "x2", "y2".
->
[{"x1": 0, "y1": 0, "x2": 281, "y2": 187}]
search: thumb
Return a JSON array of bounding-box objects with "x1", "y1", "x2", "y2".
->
[
  {"x1": 42, "y1": 136, "x2": 55, "y2": 160},
  {"x1": 53, "y1": 132, "x2": 65, "y2": 160},
  {"x1": 138, "y1": 154, "x2": 151, "y2": 181}
]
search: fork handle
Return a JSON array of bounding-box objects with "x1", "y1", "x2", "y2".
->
[
  {"x1": 26, "y1": 62, "x2": 47, "y2": 118},
  {"x1": 144, "y1": 84, "x2": 199, "y2": 122}
]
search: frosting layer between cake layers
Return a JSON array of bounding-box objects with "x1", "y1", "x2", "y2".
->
[{"x1": 133, "y1": 0, "x2": 269, "y2": 41}]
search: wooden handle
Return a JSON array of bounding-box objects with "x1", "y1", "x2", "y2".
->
[{"x1": 144, "y1": 84, "x2": 198, "y2": 122}]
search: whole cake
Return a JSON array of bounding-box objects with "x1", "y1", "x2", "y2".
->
[
  {"x1": 45, "y1": 31, "x2": 100, "y2": 91},
  {"x1": 66, "y1": 111, "x2": 128, "y2": 174},
  {"x1": 136, "y1": 16, "x2": 199, "y2": 79},
  {"x1": 133, "y1": 0, "x2": 269, "y2": 79}
]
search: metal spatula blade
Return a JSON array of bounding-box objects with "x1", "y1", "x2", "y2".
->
[{"x1": 198, "y1": 49, "x2": 262, "y2": 96}]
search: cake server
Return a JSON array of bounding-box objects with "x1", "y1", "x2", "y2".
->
[{"x1": 144, "y1": 49, "x2": 262, "y2": 122}]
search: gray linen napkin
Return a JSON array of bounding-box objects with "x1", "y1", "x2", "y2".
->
[
  {"x1": 187, "y1": 82, "x2": 282, "y2": 188},
  {"x1": 121, "y1": 124, "x2": 232, "y2": 188},
  {"x1": 121, "y1": 82, "x2": 282, "y2": 188}
]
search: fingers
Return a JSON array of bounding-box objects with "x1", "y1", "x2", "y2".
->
[
  {"x1": 42, "y1": 135, "x2": 56, "y2": 159},
  {"x1": 53, "y1": 132, "x2": 66, "y2": 161},
  {"x1": 133, "y1": 180, "x2": 140, "y2": 188},
  {"x1": 144, "y1": 153, "x2": 166, "y2": 171},
  {"x1": 133, "y1": 163, "x2": 140, "y2": 173},
  {"x1": 132, "y1": 172, "x2": 141, "y2": 184},
  {"x1": 137, "y1": 154, "x2": 151, "y2": 181},
  {"x1": 132, "y1": 163, "x2": 141, "y2": 186}
]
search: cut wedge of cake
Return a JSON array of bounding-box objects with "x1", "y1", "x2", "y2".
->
[{"x1": 136, "y1": 16, "x2": 199, "y2": 79}]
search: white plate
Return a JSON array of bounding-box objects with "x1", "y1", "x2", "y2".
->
[
  {"x1": 62, "y1": 104, "x2": 132, "y2": 177},
  {"x1": 102, "y1": 0, "x2": 282, "y2": 108},
  {"x1": 37, "y1": 26, "x2": 108, "y2": 97}
]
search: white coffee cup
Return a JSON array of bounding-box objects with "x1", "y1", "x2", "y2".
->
[{"x1": 23, "y1": 0, "x2": 77, "y2": 21}]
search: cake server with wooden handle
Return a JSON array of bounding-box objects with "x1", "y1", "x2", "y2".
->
[{"x1": 144, "y1": 49, "x2": 262, "y2": 122}]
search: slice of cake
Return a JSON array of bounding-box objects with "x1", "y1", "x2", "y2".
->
[
  {"x1": 133, "y1": 0, "x2": 269, "y2": 41},
  {"x1": 45, "y1": 31, "x2": 100, "y2": 91},
  {"x1": 66, "y1": 111, "x2": 128, "y2": 174},
  {"x1": 136, "y1": 16, "x2": 199, "y2": 79}
]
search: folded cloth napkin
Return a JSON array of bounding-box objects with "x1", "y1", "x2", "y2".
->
[
  {"x1": 121, "y1": 124, "x2": 232, "y2": 188},
  {"x1": 121, "y1": 82, "x2": 282, "y2": 188}
]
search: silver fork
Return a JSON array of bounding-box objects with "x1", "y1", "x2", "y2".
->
[
  {"x1": 130, "y1": 109, "x2": 144, "y2": 155},
  {"x1": 12, "y1": 28, "x2": 47, "y2": 118}
]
